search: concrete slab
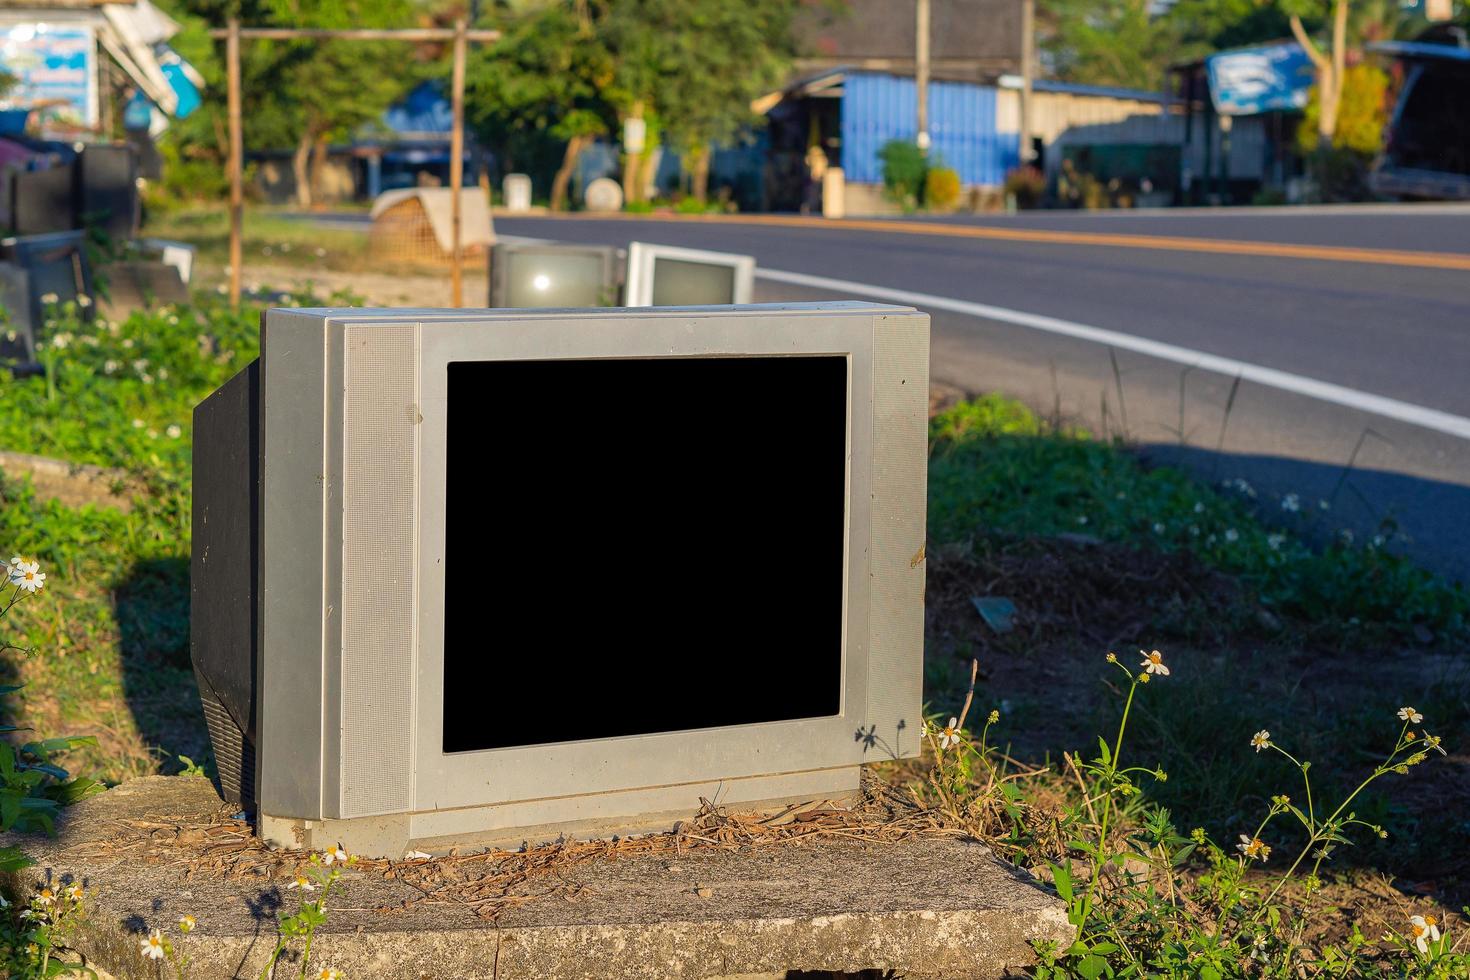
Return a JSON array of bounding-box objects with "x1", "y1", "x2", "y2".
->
[{"x1": 3, "y1": 777, "x2": 1070, "y2": 979}]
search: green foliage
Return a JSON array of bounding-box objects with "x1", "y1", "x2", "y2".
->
[
  {"x1": 0, "y1": 880, "x2": 96, "y2": 978},
  {"x1": 924, "y1": 167, "x2": 962, "y2": 211},
  {"x1": 1298, "y1": 63, "x2": 1390, "y2": 157},
  {"x1": 877, "y1": 140, "x2": 928, "y2": 210},
  {"x1": 1040, "y1": 0, "x2": 1200, "y2": 90},
  {"x1": 928, "y1": 654, "x2": 1466, "y2": 979},
  {"x1": 927, "y1": 399, "x2": 1469, "y2": 644}
]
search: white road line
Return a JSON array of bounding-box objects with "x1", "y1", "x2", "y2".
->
[{"x1": 758, "y1": 267, "x2": 1470, "y2": 442}]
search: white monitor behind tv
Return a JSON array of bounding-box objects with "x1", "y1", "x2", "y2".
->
[{"x1": 624, "y1": 242, "x2": 756, "y2": 306}]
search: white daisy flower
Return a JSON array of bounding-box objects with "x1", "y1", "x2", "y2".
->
[
  {"x1": 1251, "y1": 730, "x2": 1271, "y2": 752},
  {"x1": 103, "y1": 359, "x2": 119, "y2": 374},
  {"x1": 131, "y1": 418, "x2": 145, "y2": 429},
  {"x1": 39, "y1": 292, "x2": 59, "y2": 305},
  {"x1": 1193, "y1": 502, "x2": 1205, "y2": 513},
  {"x1": 318, "y1": 969, "x2": 343, "y2": 980},
  {"x1": 1267, "y1": 533, "x2": 1285, "y2": 550},
  {"x1": 166, "y1": 424, "x2": 183, "y2": 439},
  {"x1": 323, "y1": 843, "x2": 349, "y2": 865},
  {"x1": 140, "y1": 929, "x2": 166, "y2": 960},
  {"x1": 10, "y1": 562, "x2": 45, "y2": 593},
  {"x1": 1410, "y1": 914, "x2": 1441, "y2": 954},
  {"x1": 937, "y1": 717, "x2": 961, "y2": 750},
  {"x1": 285, "y1": 874, "x2": 317, "y2": 892},
  {"x1": 35, "y1": 888, "x2": 55, "y2": 906},
  {"x1": 76, "y1": 294, "x2": 92, "y2": 308},
  {"x1": 1224, "y1": 528, "x2": 1239, "y2": 542},
  {"x1": 179, "y1": 913, "x2": 196, "y2": 933},
  {"x1": 1152, "y1": 522, "x2": 1166, "y2": 534},
  {"x1": 1139, "y1": 650, "x2": 1170, "y2": 676},
  {"x1": 1281, "y1": 493, "x2": 1300, "y2": 512},
  {"x1": 1398, "y1": 707, "x2": 1424, "y2": 724},
  {"x1": 1250, "y1": 935, "x2": 1268, "y2": 961},
  {"x1": 1236, "y1": 835, "x2": 1270, "y2": 861}
]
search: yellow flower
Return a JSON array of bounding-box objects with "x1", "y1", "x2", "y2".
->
[
  {"x1": 179, "y1": 913, "x2": 196, "y2": 933},
  {"x1": 937, "y1": 717, "x2": 961, "y2": 750},
  {"x1": 318, "y1": 969, "x2": 344, "y2": 980},
  {"x1": 1398, "y1": 707, "x2": 1424, "y2": 724},
  {"x1": 323, "y1": 843, "x2": 349, "y2": 865},
  {"x1": 1251, "y1": 730, "x2": 1271, "y2": 752},
  {"x1": 286, "y1": 874, "x2": 317, "y2": 892}
]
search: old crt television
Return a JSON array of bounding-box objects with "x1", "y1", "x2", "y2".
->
[
  {"x1": 625, "y1": 242, "x2": 755, "y2": 307},
  {"x1": 488, "y1": 242, "x2": 618, "y2": 308},
  {"x1": 191, "y1": 302, "x2": 929, "y2": 857}
]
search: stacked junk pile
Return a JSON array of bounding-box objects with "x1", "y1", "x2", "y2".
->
[{"x1": 0, "y1": 0, "x2": 203, "y2": 368}]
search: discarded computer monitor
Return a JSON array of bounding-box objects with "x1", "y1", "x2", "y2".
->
[
  {"x1": 0, "y1": 262, "x2": 33, "y2": 362},
  {"x1": 488, "y1": 242, "x2": 618, "y2": 308},
  {"x1": 6, "y1": 167, "x2": 74, "y2": 236},
  {"x1": 75, "y1": 143, "x2": 140, "y2": 241},
  {"x1": 624, "y1": 242, "x2": 755, "y2": 307},
  {"x1": 191, "y1": 302, "x2": 930, "y2": 857},
  {"x1": 0, "y1": 232, "x2": 95, "y2": 358},
  {"x1": 98, "y1": 260, "x2": 189, "y2": 319}
]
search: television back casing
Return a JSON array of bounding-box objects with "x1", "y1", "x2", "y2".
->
[{"x1": 192, "y1": 302, "x2": 929, "y2": 857}]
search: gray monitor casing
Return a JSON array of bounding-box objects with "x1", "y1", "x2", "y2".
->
[
  {"x1": 191, "y1": 302, "x2": 929, "y2": 856},
  {"x1": 487, "y1": 241, "x2": 619, "y2": 308}
]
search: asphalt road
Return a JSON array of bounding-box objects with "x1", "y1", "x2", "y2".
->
[{"x1": 313, "y1": 206, "x2": 1470, "y2": 584}]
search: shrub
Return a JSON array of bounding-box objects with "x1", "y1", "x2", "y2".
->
[
  {"x1": 1004, "y1": 165, "x2": 1046, "y2": 208},
  {"x1": 877, "y1": 139, "x2": 928, "y2": 210},
  {"x1": 924, "y1": 167, "x2": 962, "y2": 210}
]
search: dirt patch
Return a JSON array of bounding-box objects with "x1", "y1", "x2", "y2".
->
[{"x1": 0, "y1": 450, "x2": 137, "y2": 512}]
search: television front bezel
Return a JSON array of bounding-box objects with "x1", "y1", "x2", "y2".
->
[
  {"x1": 487, "y1": 241, "x2": 619, "y2": 308},
  {"x1": 247, "y1": 303, "x2": 928, "y2": 853},
  {"x1": 623, "y1": 241, "x2": 756, "y2": 307}
]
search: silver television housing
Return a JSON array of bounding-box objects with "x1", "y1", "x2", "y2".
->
[
  {"x1": 624, "y1": 241, "x2": 756, "y2": 307},
  {"x1": 191, "y1": 302, "x2": 929, "y2": 857}
]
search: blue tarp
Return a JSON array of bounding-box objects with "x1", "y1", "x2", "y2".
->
[
  {"x1": 382, "y1": 81, "x2": 452, "y2": 138},
  {"x1": 1206, "y1": 43, "x2": 1314, "y2": 116}
]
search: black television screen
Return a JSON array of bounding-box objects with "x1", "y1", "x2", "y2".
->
[
  {"x1": 650, "y1": 257, "x2": 738, "y2": 306},
  {"x1": 442, "y1": 355, "x2": 849, "y2": 752}
]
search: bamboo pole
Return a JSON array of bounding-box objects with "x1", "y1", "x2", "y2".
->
[
  {"x1": 227, "y1": 18, "x2": 243, "y2": 308},
  {"x1": 449, "y1": 18, "x2": 467, "y2": 307},
  {"x1": 213, "y1": 23, "x2": 500, "y2": 309},
  {"x1": 207, "y1": 27, "x2": 500, "y2": 41}
]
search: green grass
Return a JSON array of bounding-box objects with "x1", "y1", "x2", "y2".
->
[
  {"x1": 142, "y1": 208, "x2": 377, "y2": 276},
  {"x1": 928, "y1": 394, "x2": 1470, "y2": 645}
]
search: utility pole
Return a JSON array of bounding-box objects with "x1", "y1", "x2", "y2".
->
[
  {"x1": 1019, "y1": 0, "x2": 1035, "y2": 165},
  {"x1": 226, "y1": 17, "x2": 242, "y2": 309},
  {"x1": 915, "y1": 0, "x2": 931, "y2": 153},
  {"x1": 449, "y1": 18, "x2": 467, "y2": 307}
]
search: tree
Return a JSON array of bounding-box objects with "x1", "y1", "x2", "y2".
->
[
  {"x1": 1039, "y1": 0, "x2": 1191, "y2": 91},
  {"x1": 645, "y1": 0, "x2": 800, "y2": 204},
  {"x1": 469, "y1": 0, "x2": 804, "y2": 208},
  {"x1": 263, "y1": 0, "x2": 419, "y2": 207},
  {"x1": 1283, "y1": 0, "x2": 1350, "y2": 153},
  {"x1": 466, "y1": 2, "x2": 614, "y2": 211}
]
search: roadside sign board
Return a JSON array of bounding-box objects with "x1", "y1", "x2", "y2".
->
[
  {"x1": 1206, "y1": 43, "x2": 1314, "y2": 116},
  {"x1": 0, "y1": 21, "x2": 98, "y2": 130}
]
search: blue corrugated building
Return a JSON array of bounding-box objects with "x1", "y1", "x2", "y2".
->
[{"x1": 840, "y1": 72, "x2": 1021, "y2": 186}]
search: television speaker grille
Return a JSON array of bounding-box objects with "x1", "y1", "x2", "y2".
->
[{"x1": 339, "y1": 324, "x2": 419, "y2": 816}]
